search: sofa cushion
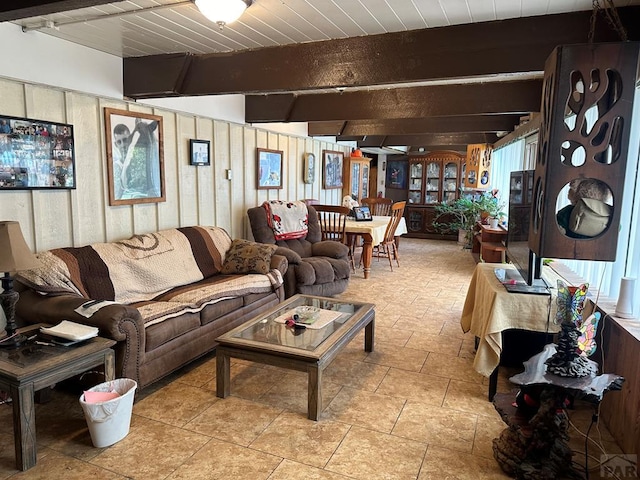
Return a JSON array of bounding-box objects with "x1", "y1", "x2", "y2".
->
[
  {"x1": 143, "y1": 311, "x2": 202, "y2": 352},
  {"x1": 200, "y1": 297, "x2": 245, "y2": 326},
  {"x1": 135, "y1": 272, "x2": 283, "y2": 327},
  {"x1": 132, "y1": 300, "x2": 197, "y2": 328},
  {"x1": 312, "y1": 240, "x2": 350, "y2": 259},
  {"x1": 155, "y1": 272, "x2": 282, "y2": 307},
  {"x1": 221, "y1": 239, "x2": 278, "y2": 275},
  {"x1": 294, "y1": 257, "x2": 350, "y2": 286}
]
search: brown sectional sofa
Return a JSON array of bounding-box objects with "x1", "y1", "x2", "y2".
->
[{"x1": 15, "y1": 226, "x2": 287, "y2": 389}]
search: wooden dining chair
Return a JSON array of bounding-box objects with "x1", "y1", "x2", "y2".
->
[
  {"x1": 372, "y1": 201, "x2": 406, "y2": 271},
  {"x1": 360, "y1": 197, "x2": 393, "y2": 216},
  {"x1": 351, "y1": 198, "x2": 393, "y2": 266},
  {"x1": 313, "y1": 204, "x2": 356, "y2": 272}
]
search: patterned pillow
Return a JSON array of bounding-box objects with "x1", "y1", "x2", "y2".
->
[{"x1": 221, "y1": 239, "x2": 278, "y2": 275}]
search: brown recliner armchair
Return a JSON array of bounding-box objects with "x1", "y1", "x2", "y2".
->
[{"x1": 247, "y1": 204, "x2": 351, "y2": 298}]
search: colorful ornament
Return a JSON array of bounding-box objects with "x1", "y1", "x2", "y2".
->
[{"x1": 545, "y1": 280, "x2": 598, "y2": 377}]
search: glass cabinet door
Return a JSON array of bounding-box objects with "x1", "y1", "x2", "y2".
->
[
  {"x1": 361, "y1": 164, "x2": 369, "y2": 199},
  {"x1": 424, "y1": 161, "x2": 440, "y2": 204},
  {"x1": 526, "y1": 171, "x2": 534, "y2": 204},
  {"x1": 510, "y1": 172, "x2": 524, "y2": 204},
  {"x1": 350, "y1": 163, "x2": 360, "y2": 198},
  {"x1": 409, "y1": 162, "x2": 423, "y2": 189},
  {"x1": 442, "y1": 161, "x2": 458, "y2": 203},
  {"x1": 408, "y1": 161, "x2": 423, "y2": 204},
  {"x1": 408, "y1": 209, "x2": 424, "y2": 232}
]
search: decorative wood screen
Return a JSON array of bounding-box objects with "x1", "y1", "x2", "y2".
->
[{"x1": 529, "y1": 42, "x2": 640, "y2": 261}]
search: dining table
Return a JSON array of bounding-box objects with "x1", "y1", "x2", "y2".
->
[{"x1": 345, "y1": 215, "x2": 408, "y2": 279}]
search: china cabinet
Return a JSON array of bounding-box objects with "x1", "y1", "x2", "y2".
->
[
  {"x1": 343, "y1": 156, "x2": 371, "y2": 202},
  {"x1": 405, "y1": 150, "x2": 464, "y2": 238},
  {"x1": 508, "y1": 170, "x2": 535, "y2": 242},
  {"x1": 509, "y1": 170, "x2": 534, "y2": 207}
]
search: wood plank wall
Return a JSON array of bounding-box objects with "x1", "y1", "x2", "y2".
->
[
  {"x1": 0, "y1": 77, "x2": 349, "y2": 252},
  {"x1": 599, "y1": 316, "x2": 640, "y2": 470}
]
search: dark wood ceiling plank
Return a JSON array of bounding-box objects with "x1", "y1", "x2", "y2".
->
[
  {"x1": 0, "y1": 0, "x2": 113, "y2": 21},
  {"x1": 246, "y1": 80, "x2": 542, "y2": 123},
  {"x1": 309, "y1": 114, "x2": 523, "y2": 136},
  {"x1": 123, "y1": 8, "x2": 639, "y2": 98}
]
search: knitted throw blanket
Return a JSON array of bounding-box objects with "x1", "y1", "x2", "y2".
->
[
  {"x1": 17, "y1": 226, "x2": 285, "y2": 328},
  {"x1": 263, "y1": 200, "x2": 309, "y2": 240},
  {"x1": 17, "y1": 226, "x2": 232, "y2": 304}
]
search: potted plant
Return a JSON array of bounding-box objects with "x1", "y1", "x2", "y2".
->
[
  {"x1": 432, "y1": 190, "x2": 506, "y2": 246},
  {"x1": 477, "y1": 190, "x2": 506, "y2": 228},
  {"x1": 432, "y1": 196, "x2": 484, "y2": 247}
]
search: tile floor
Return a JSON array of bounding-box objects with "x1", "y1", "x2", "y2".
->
[{"x1": 0, "y1": 238, "x2": 626, "y2": 479}]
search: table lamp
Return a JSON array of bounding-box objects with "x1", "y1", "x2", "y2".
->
[{"x1": 0, "y1": 221, "x2": 41, "y2": 348}]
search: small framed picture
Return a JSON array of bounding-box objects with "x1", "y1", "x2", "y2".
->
[
  {"x1": 303, "y1": 152, "x2": 315, "y2": 184},
  {"x1": 257, "y1": 148, "x2": 283, "y2": 189},
  {"x1": 190, "y1": 139, "x2": 210, "y2": 166},
  {"x1": 353, "y1": 206, "x2": 372, "y2": 221},
  {"x1": 322, "y1": 150, "x2": 344, "y2": 189}
]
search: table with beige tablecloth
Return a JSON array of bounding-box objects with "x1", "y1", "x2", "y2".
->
[
  {"x1": 460, "y1": 263, "x2": 561, "y2": 377},
  {"x1": 345, "y1": 215, "x2": 407, "y2": 279}
]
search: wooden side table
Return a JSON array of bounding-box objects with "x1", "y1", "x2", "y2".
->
[
  {"x1": 0, "y1": 327, "x2": 116, "y2": 471},
  {"x1": 472, "y1": 222, "x2": 507, "y2": 263},
  {"x1": 493, "y1": 344, "x2": 624, "y2": 479}
]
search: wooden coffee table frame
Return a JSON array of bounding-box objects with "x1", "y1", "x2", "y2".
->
[
  {"x1": 216, "y1": 295, "x2": 375, "y2": 420},
  {"x1": 0, "y1": 330, "x2": 116, "y2": 471}
]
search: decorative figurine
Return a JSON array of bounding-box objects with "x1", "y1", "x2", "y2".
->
[{"x1": 544, "y1": 280, "x2": 600, "y2": 377}]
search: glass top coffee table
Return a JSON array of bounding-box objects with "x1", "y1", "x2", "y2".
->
[{"x1": 215, "y1": 294, "x2": 375, "y2": 420}]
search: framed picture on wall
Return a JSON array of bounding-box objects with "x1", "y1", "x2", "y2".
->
[
  {"x1": 0, "y1": 115, "x2": 76, "y2": 189},
  {"x1": 303, "y1": 152, "x2": 315, "y2": 184},
  {"x1": 257, "y1": 148, "x2": 283, "y2": 189},
  {"x1": 104, "y1": 108, "x2": 165, "y2": 206},
  {"x1": 386, "y1": 159, "x2": 407, "y2": 189},
  {"x1": 322, "y1": 150, "x2": 343, "y2": 189},
  {"x1": 189, "y1": 139, "x2": 210, "y2": 166}
]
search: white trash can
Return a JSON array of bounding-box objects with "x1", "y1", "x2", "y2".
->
[{"x1": 79, "y1": 378, "x2": 137, "y2": 448}]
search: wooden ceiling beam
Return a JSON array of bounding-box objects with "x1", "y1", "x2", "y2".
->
[
  {"x1": 339, "y1": 133, "x2": 498, "y2": 148},
  {"x1": 247, "y1": 80, "x2": 542, "y2": 123},
  {"x1": 123, "y1": 8, "x2": 640, "y2": 99},
  {"x1": 0, "y1": 0, "x2": 113, "y2": 21},
  {"x1": 309, "y1": 114, "x2": 523, "y2": 136},
  {"x1": 307, "y1": 121, "x2": 348, "y2": 136}
]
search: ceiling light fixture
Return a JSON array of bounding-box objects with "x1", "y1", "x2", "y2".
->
[{"x1": 195, "y1": 0, "x2": 253, "y2": 29}]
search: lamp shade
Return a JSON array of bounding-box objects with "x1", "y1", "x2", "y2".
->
[
  {"x1": 195, "y1": 0, "x2": 251, "y2": 27},
  {"x1": 0, "y1": 221, "x2": 40, "y2": 273}
]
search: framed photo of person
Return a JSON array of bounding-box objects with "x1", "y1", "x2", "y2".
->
[
  {"x1": 189, "y1": 139, "x2": 210, "y2": 166},
  {"x1": 303, "y1": 152, "x2": 315, "y2": 184},
  {"x1": 104, "y1": 108, "x2": 165, "y2": 206},
  {"x1": 257, "y1": 148, "x2": 283, "y2": 189},
  {"x1": 322, "y1": 150, "x2": 343, "y2": 189}
]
